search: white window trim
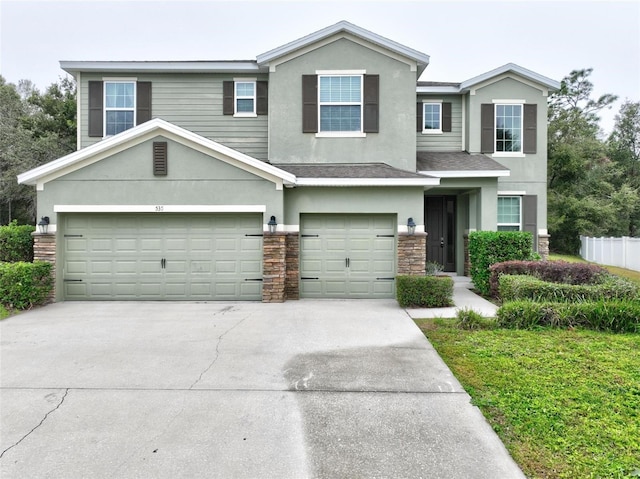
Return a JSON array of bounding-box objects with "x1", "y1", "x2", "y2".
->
[
  {"x1": 493, "y1": 102, "x2": 524, "y2": 156},
  {"x1": 422, "y1": 102, "x2": 443, "y2": 134},
  {"x1": 317, "y1": 73, "x2": 364, "y2": 135},
  {"x1": 497, "y1": 195, "x2": 522, "y2": 231},
  {"x1": 103, "y1": 80, "x2": 136, "y2": 138},
  {"x1": 233, "y1": 79, "x2": 257, "y2": 117}
]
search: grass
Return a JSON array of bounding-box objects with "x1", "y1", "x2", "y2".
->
[
  {"x1": 549, "y1": 254, "x2": 640, "y2": 287},
  {"x1": 415, "y1": 318, "x2": 640, "y2": 478},
  {"x1": 0, "y1": 304, "x2": 9, "y2": 320}
]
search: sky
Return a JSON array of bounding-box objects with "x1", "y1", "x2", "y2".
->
[{"x1": 1, "y1": 0, "x2": 639, "y2": 135}]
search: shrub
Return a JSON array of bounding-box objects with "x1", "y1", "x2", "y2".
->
[
  {"x1": 499, "y1": 274, "x2": 639, "y2": 303},
  {"x1": 0, "y1": 261, "x2": 53, "y2": 309},
  {"x1": 0, "y1": 221, "x2": 35, "y2": 262},
  {"x1": 496, "y1": 300, "x2": 640, "y2": 333},
  {"x1": 488, "y1": 260, "x2": 607, "y2": 297},
  {"x1": 468, "y1": 231, "x2": 536, "y2": 296},
  {"x1": 396, "y1": 275, "x2": 453, "y2": 308},
  {"x1": 425, "y1": 261, "x2": 444, "y2": 276},
  {"x1": 456, "y1": 308, "x2": 494, "y2": 330}
]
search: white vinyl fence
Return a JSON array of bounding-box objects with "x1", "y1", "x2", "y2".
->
[{"x1": 580, "y1": 236, "x2": 640, "y2": 272}]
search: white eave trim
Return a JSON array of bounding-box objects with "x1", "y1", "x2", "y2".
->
[
  {"x1": 17, "y1": 118, "x2": 296, "y2": 187},
  {"x1": 460, "y1": 63, "x2": 560, "y2": 91},
  {"x1": 416, "y1": 86, "x2": 461, "y2": 94},
  {"x1": 419, "y1": 170, "x2": 511, "y2": 178},
  {"x1": 60, "y1": 61, "x2": 266, "y2": 76},
  {"x1": 54, "y1": 204, "x2": 267, "y2": 213},
  {"x1": 293, "y1": 177, "x2": 440, "y2": 187}
]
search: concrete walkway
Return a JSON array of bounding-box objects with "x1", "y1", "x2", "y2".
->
[
  {"x1": 405, "y1": 275, "x2": 499, "y2": 319},
  {"x1": 1, "y1": 300, "x2": 521, "y2": 478}
]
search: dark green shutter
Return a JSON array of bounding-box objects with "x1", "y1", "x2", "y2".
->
[
  {"x1": 153, "y1": 142, "x2": 168, "y2": 176},
  {"x1": 88, "y1": 81, "x2": 103, "y2": 137},
  {"x1": 481, "y1": 104, "x2": 494, "y2": 153},
  {"x1": 136, "y1": 82, "x2": 152, "y2": 125},
  {"x1": 256, "y1": 81, "x2": 268, "y2": 115},
  {"x1": 523, "y1": 104, "x2": 537, "y2": 154},
  {"x1": 302, "y1": 75, "x2": 318, "y2": 133},
  {"x1": 416, "y1": 103, "x2": 423, "y2": 132},
  {"x1": 523, "y1": 195, "x2": 538, "y2": 251},
  {"x1": 442, "y1": 102, "x2": 452, "y2": 132},
  {"x1": 223, "y1": 81, "x2": 234, "y2": 115},
  {"x1": 363, "y1": 74, "x2": 379, "y2": 133}
]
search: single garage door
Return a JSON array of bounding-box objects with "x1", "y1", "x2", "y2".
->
[
  {"x1": 62, "y1": 214, "x2": 263, "y2": 300},
  {"x1": 300, "y1": 214, "x2": 396, "y2": 298}
]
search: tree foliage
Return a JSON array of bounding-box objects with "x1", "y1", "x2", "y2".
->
[{"x1": 0, "y1": 75, "x2": 76, "y2": 225}]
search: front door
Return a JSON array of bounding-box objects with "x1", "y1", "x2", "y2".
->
[{"x1": 425, "y1": 196, "x2": 456, "y2": 272}]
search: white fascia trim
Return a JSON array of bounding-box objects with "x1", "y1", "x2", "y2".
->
[
  {"x1": 295, "y1": 177, "x2": 440, "y2": 186},
  {"x1": 257, "y1": 20, "x2": 429, "y2": 69},
  {"x1": 54, "y1": 205, "x2": 267, "y2": 213},
  {"x1": 416, "y1": 86, "x2": 460, "y2": 94},
  {"x1": 498, "y1": 190, "x2": 527, "y2": 195},
  {"x1": 18, "y1": 118, "x2": 296, "y2": 187},
  {"x1": 419, "y1": 170, "x2": 511, "y2": 178},
  {"x1": 60, "y1": 61, "x2": 265, "y2": 74},
  {"x1": 460, "y1": 63, "x2": 560, "y2": 92}
]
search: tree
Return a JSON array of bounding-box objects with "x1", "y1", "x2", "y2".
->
[{"x1": 0, "y1": 75, "x2": 76, "y2": 224}]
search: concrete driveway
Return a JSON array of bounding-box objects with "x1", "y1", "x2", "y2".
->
[{"x1": 1, "y1": 300, "x2": 524, "y2": 478}]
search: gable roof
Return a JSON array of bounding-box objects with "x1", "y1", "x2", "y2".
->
[
  {"x1": 257, "y1": 21, "x2": 430, "y2": 75},
  {"x1": 18, "y1": 118, "x2": 296, "y2": 188}
]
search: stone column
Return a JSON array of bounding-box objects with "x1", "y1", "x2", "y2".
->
[
  {"x1": 262, "y1": 233, "x2": 286, "y2": 303},
  {"x1": 284, "y1": 233, "x2": 299, "y2": 300},
  {"x1": 538, "y1": 234, "x2": 550, "y2": 260},
  {"x1": 32, "y1": 232, "x2": 56, "y2": 302},
  {"x1": 397, "y1": 233, "x2": 427, "y2": 276}
]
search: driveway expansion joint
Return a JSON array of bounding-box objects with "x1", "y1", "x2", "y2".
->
[{"x1": 0, "y1": 388, "x2": 69, "y2": 460}]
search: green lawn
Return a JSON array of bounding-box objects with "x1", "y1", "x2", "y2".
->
[{"x1": 415, "y1": 319, "x2": 640, "y2": 478}]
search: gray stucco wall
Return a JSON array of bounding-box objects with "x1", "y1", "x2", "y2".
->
[
  {"x1": 79, "y1": 73, "x2": 269, "y2": 160},
  {"x1": 416, "y1": 94, "x2": 463, "y2": 151},
  {"x1": 38, "y1": 136, "x2": 283, "y2": 225},
  {"x1": 267, "y1": 37, "x2": 418, "y2": 171}
]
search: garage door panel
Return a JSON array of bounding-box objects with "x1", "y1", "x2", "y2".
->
[
  {"x1": 115, "y1": 261, "x2": 137, "y2": 274},
  {"x1": 115, "y1": 238, "x2": 137, "y2": 252},
  {"x1": 373, "y1": 281, "x2": 395, "y2": 295},
  {"x1": 66, "y1": 238, "x2": 87, "y2": 252},
  {"x1": 91, "y1": 261, "x2": 112, "y2": 274},
  {"x1": 240, "y1": 260, "x2": 261, "y2": 274},
  {"x1": 326, "y1": 259, "x2": 347, "y2": 273},
  {"x1": 66, "y1": 261, "x2": 87, "y2": 274}
]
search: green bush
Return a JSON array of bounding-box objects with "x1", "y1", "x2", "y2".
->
[
  {"x1": 0, "y1": 221, "x2": 35, "y2": 262},
  {"x1": 468, "y1": 231, "x2": 536, "y2": 296},
  {"x1": 456, "y1": 308, "x2": 494, "y2": 330},
  {"x1": 496, "y1": 300, "x2": 640, "y2": 333},
  {"x1": 396, "y1": 275, "x2": 453, "y2": 308},
  {"x1": 0, "y1": 261, "x2": 53, "y2": 309},
  {"x1": 499, "y1": 274, "x2": 639, "y2": 303}
]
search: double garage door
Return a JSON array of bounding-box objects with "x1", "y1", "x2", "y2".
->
[
  {"x1": 62, "y1": 214, "x2": 263, "y2": 300},
  {"x1": 300, "y1": 214, "x2": 396, "y2": 298}
]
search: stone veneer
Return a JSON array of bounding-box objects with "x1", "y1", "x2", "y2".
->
[
  {"x1": 262, "y1": 233, "x2": 286, "y2": 302},
  {"x1": 284, "y1": 233, "x2": 300, "y2": 300},
  {"x1": 397, "y1": 233, "x2": 427, "y2": 276},
  {"x1": 538, "y1": 234, "x2": 550, "y2": 259},
  {"x1": 32, "y1": 232, "x2": 56, "y2": 302}
]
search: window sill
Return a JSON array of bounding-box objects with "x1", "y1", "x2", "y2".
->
[
  {"x1": 233, "y1": 113, "x2": 257, "y2": 118},
  {"x1": 492, "y1": 152, "x2": 526, "y2": 158},
  {"x1": 315, "y1": 132, "x2": 367, "y2": 138},
  {"x1": 422, "y1": 130, "x2": 443, "y2": 135}
]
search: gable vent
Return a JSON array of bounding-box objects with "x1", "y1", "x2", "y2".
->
[{"x1": 153, "y1": 142, "x2": 168, "y2": 176}]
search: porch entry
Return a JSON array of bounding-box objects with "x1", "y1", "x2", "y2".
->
[{"x1": 425, "y1": 196, "x2": 456, "y2": 272}]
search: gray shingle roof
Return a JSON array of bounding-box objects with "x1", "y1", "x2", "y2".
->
[
  {"x1": 273, "y1": 163, "x2": 432, "y2": 179},
  {"x1": 416, "y1": 152, "x2": 509, "y2": 172}
]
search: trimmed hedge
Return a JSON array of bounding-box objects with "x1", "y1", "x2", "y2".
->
[
  {"x1": 0, "y1": 261, "x2": 53, "y2": 309},
  {"x1": 0, "y1": 221, "x2": 35, "y2": 262},
  {"x1": 468, "y1": 231, "x2": 536, "y2": 296},
  {"x1": 498, "y1": 274, "x2": 639, "y2": 303},
  {"x1": 496, "y1": 300, "x2": 640, "y2": 333},
  {"x1": 396, "y1": 275, "x2": 454, "y2": 308},
  {"x1": 489, "y1": 260, "x2": 607, "y2": 297}
]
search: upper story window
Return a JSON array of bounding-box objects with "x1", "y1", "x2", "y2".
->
[
  {"x1": 235, "y1": 81, "x2": 256, "y2": 116},
  {"x1": 105, "y1": 81, "x2": 135, "y2": 136},
  {"x1": 319, "y1": 75, "x2": 362, "y2": 132},
  {"x1": 422, "y1": 103, "x2": 442, "y2": 133},
  {"x1": 495, "y1": 104, "x2": 522, "y2": 153},
  {"x1": 497, "y1": 196, "x2": 521, "y2": 231}
]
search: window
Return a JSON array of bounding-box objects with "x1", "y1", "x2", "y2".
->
[
  {"x1": 497, "y1": 196, "x2": 521, "y2": 231},
  {"x1": 495, "y1": 104, "x2": 522, "y2": 153},
  {"x1": 422, "y1": 103, "x2": 442, "y2": 133},
  {"x1": 319, "y1": 75, "x2": 362, "y2": 132},
  {"x1": 235, "y1": 81, "x2": 256, "y2": 115},
  {"x1": 104, "y1": 82, "x2": 135, "y2": 136}
]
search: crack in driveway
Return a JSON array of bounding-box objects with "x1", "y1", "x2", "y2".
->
[
  {"x1": 0, "y1": 389, "x2": 69, "y2": 460},
  {"x1": 188, "y1": 314, "x2": 251, "y2": 389}
]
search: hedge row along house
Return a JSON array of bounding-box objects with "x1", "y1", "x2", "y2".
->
[{"x1": 18, "y1": 21, "x2": 559, "y2": 302}]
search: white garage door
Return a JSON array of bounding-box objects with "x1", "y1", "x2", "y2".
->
[
  {"x1": 300, "y1": 214, "x2": 396, "y2": 298},
  {"x1": 62, "y1": 214, "x2": 263, "y2": 300}
]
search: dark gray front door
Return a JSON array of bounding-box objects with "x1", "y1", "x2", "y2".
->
[{"x1": 425, "y1": 196, "x2": 456, "y2": 272}]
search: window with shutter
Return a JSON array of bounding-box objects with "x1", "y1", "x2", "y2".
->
[{"x1": 89, "y1": 81, "x2": 152, "y2": 138}]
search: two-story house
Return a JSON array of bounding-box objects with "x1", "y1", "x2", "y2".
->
[{"x1": 18, "y1": 21, "x2": 560, "y2": 302}]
